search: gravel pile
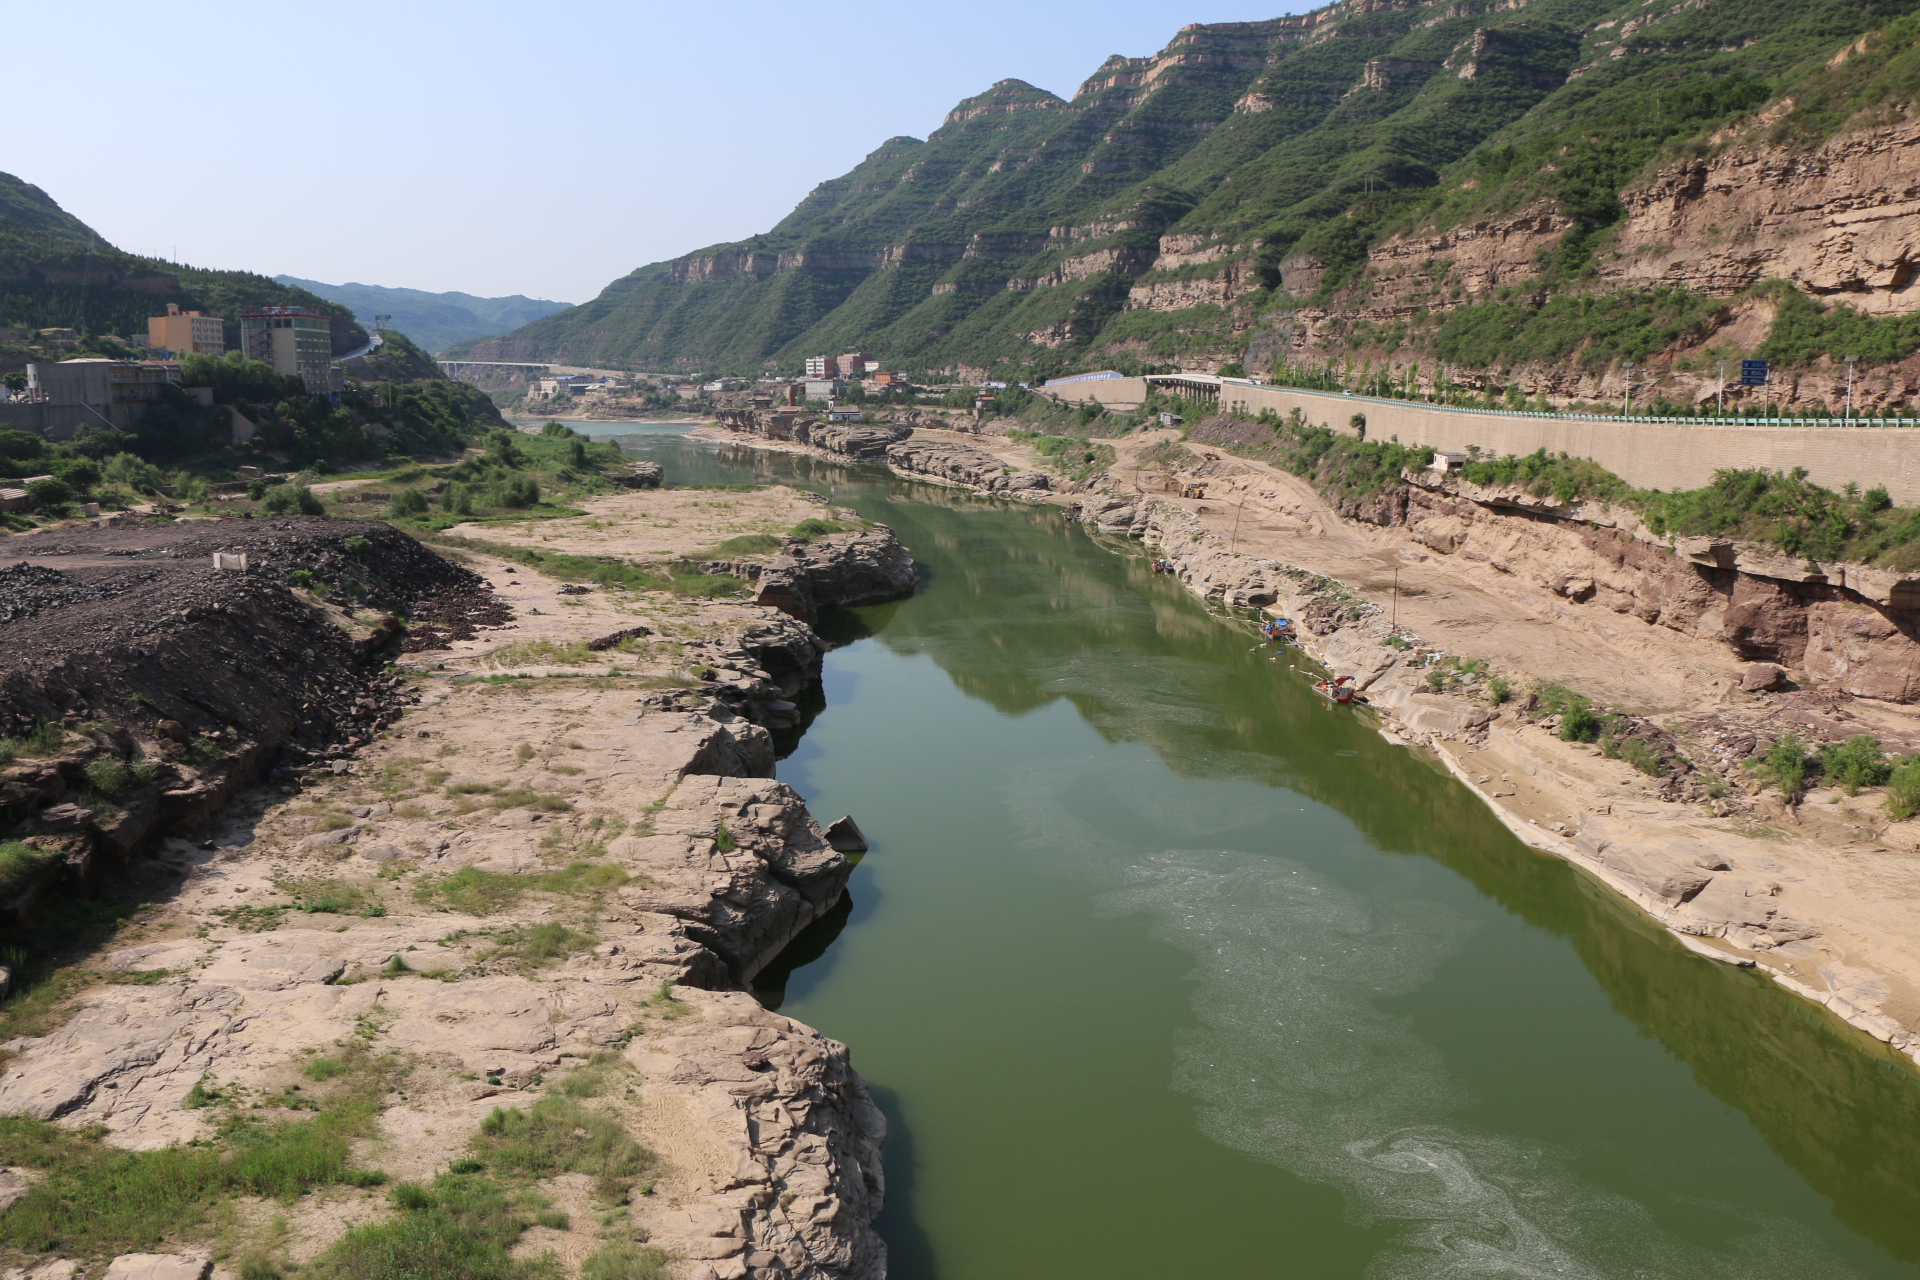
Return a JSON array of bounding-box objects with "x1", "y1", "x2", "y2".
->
[
  {"x1": 0, "y1": 563, "x2": 161, "y2": 623},
  {"x1": 15, "y1": 516, "x2": 484, "y2": 617},
  {"x1": 401, "y1": 588, "x2": 516, "y2": 651}
]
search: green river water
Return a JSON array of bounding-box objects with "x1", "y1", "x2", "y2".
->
[{"x1": 591, "y1": 422, "x2": 1920, "y2": 1279}]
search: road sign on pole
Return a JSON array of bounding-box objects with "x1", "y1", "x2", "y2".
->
[{"x1": 1740, "y1": 359, "x2": 1769, "y2": 386}]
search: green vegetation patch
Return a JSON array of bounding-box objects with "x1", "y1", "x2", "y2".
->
[
  {"x1": 1006, "y1": 429, "x2": 1115, "y2": 481},
  {"x1": 581, "y1": 1243, "x2": 673, "y2": 1280},
  {"x1": 414, "y1": 861, "x2": 627, "y2": 916},
  {"x1": 274, "y1": 876, "x2": 384, "y2": 918},
  {"x1": 0, "y1": 1063, "x2": 388, "y2": 1258},
  {"x1": 0, "y1": 718, "x2": 65, "y2": 765},
  {"x1": 1430, "y1": 288, "x2": 1725, "y2": 371},
  {"x1": 480, "y1": 923, "x2": 597, "y2": 973},
  {"x1": 432, "y1": 535, "x2": 746, "y2": 599},
  {"x1": 0, "y1": 841, "x2": 59, "y2": 899},
  {"x1": 704, "y1": 533, "x2": 785, "y2": 557},
  {"x1": 1190, "y1": 408, "x2": 1433, "y2": 505},
  {"x1": 1757, "y1": 282, "x2": 1920, "y2": 368},
  {"x1": 473, "y1": 1096, "x2": 656, "y2": 1201},
  {"x1": 304, "y1": 1172, "x2": 555, "y2": 1280},
  {"x1": 1295, "y1": 424, "x2": 1920, "y2": 569}
]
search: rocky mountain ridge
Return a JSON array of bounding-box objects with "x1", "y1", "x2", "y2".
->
[{"x1": 466, "y1": 0, "x2": 1920, "y2": 390}]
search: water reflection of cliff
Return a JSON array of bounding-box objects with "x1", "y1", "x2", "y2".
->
[{"x1": 849, "y1": 483, "x2": 1920, "y2": 1265}]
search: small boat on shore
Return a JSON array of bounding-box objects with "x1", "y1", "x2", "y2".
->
[{"x1": 1293, "y1": 668, "x2": 1367, "y2": 707}]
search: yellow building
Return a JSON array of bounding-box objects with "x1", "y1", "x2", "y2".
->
[
  {"x1": 238, "y1": 307, "x2": 335, "y2": 391},
  {"x1": 147, "y1": 303, "x2": 224, "y2": 355}
]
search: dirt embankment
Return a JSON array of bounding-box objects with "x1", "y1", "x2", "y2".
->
[
  {"x1": 1077, "y1": 426, "x2": 1920, "y2": 1069},
  {"x1": 0, "y1": 518, "x2": 494, "y2": 904},
  {"x1": 0, "y1": 501, "x2": 912, "y2": 1280}
]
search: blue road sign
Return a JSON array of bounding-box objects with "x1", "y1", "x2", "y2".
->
[{"x1": 1740, "y1": 359, "x2": 1769, "y2": 386}]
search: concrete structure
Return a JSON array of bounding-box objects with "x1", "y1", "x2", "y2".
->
[
  {"x1": 528, "y1": 375, "x2": 596, "y2": 402},
  {"x1": 803, "y1": 379, "x2": 844, "y2": 400},
  {"x1": 6, "y1": 358, "x2": 181, "y2": 436},
  {"x1": 839, "y1": 351, "x2": 875, "y2": 377},
  {"x1": 827, "y1": 408, "x2": 863, "y2": 423},
  {"x1": 804, "y1": 356, "x2": 838, "y2": 379},
  {"x1": 147, "y1": 303, "x2": 224, "y2": 357},
  {"x1": 238, "y1": 307, "x2": 334, "y2": 391},
  {"x1": 1049, "y1": 373, "x2": 1920, "y2": 507},
  {"x1": 1042, "y1": 369, "x2": 1123, "y2": 388}
]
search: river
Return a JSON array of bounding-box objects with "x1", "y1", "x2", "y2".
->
[{"x1": 586, "y1": 421, "x2": 1920, "y2": 1280}]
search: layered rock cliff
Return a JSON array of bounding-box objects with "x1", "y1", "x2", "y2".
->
[{"x1": 462, "y1": 0, "x2": 1916, "y2": 394}]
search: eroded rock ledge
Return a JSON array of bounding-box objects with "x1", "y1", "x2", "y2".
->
[
  {"x1": 0, "y1": 522, "x2": 895, "y2": 1278},
  {"x1": 709, "y1": 409, "x2": 1061, "y2": 497}
]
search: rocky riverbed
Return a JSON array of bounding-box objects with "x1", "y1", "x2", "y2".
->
[{"x1": 0, "y1": 497, "x2": 914, "y2": 1279}]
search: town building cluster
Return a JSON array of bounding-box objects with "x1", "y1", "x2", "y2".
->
[
  {"x1": 803, "y1": 351, "x2": 878, "y2": 380},
  {"x1": 0, "y1": 303, "x2": 352, "y2": 440},
  {"x1": 527, "y1": 374, "x2": 634, "y2": 402}
]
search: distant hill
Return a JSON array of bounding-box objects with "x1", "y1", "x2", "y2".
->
[
  {"x1": 460, "y1": 0, "x2": 1920, "y2": 386},
  {"x1": 276, "y1": 277, "x2": 571, "y2": 355},
  {"x1": 0, "y1": 172, "x2": 365, "y2": 353}
]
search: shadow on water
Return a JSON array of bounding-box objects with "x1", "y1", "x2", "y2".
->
[
  {"x1": 751, "y1": 890, "x2": 854, "y2": 1011},
  {"x1": 813, "y1": 602, "x2": 881, "y2": 648},
  {"x1": 867, "y1": 1084, "x2": 939, "y2": 1280}
]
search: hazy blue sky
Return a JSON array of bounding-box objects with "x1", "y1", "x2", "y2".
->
[{"x1": 6, "y1": 0, "x2": 1307, "y2": 305}]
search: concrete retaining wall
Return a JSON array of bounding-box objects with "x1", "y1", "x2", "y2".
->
[
  {"x1": 0, "y1": 403, "x2": 107, "y2": 441},
  {"x1": 1061, "y1": 378, "x2": 1920, "y2": 504}
]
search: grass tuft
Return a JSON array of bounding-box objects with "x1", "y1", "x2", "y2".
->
[
  {"x1": 474, "y1": 1096, "x2": 655, "y2": 1201},
  {"x1": 582, "y1": 1243, "x2": 673, "y2": 1280},
  {"x1": 304, "y1": 1172, "x2": 551, "y2": 1280},
  {"x1": 482, "y1": 923, "x2": 595, "y2": 973},
  {"x1": 415, "y1": 862, "x2": 626, "y2": 916}
]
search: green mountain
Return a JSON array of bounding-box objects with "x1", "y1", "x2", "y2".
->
[
  {"x1": 0, "y1": 174, "x2": 366, "y2": 355},
  {"x1": 464, "y1": 0, "x2": 1920, "y2": 382},
  {"x1": 276, "y1": 277, "x2": 571, "y2": 355}
]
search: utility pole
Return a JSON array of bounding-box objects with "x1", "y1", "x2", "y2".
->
[
  {"x1": 1622, "y1": 362, "x2": 1635, "y2": 416},
  {"x1": 1717, "y1": 359, "x2": 1729, "y2": 416},
  {"x1": 1845, "y1": 354, "x2": 1858, "y2": 424},
  {"x1": 1230, "y1": 490, "x2": 1245, "y2": 551},
  {"x1": 1391, "y1": 567, "x2": 1399, "y2": 632}
]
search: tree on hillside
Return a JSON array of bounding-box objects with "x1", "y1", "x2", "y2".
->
[{"x1": 180, "y1": 351, "x2": 302, "y2": 404}]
